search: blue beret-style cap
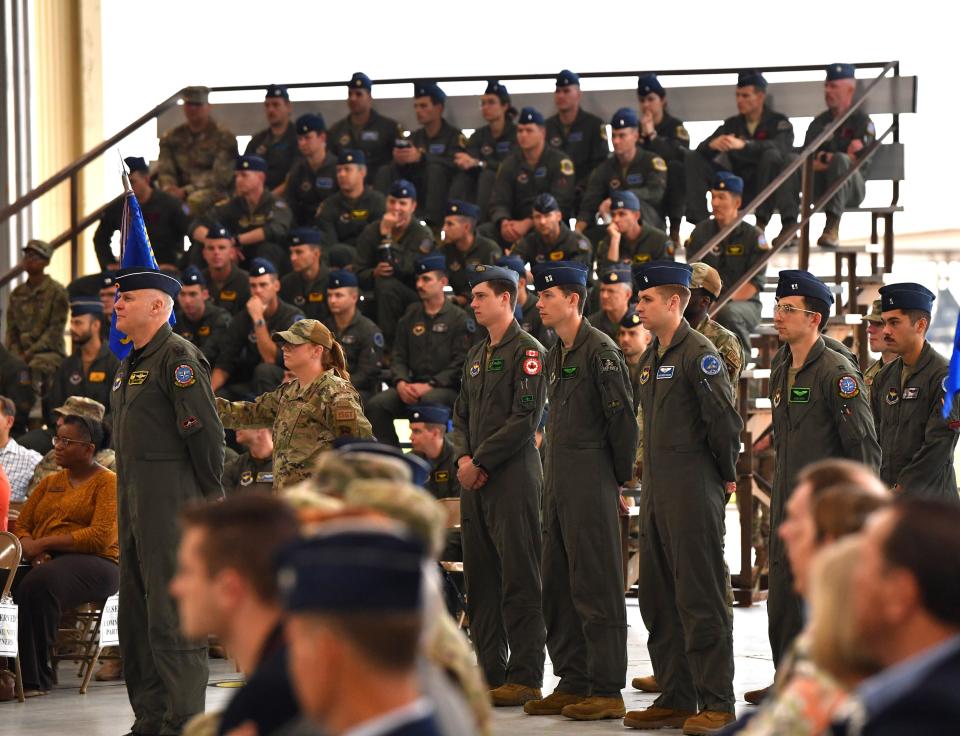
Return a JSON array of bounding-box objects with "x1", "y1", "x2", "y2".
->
[
  {"x1": 826, "y1": 63, "x2": 856, "y2": 81},
  {"x1": 296, "y1": 113, "x2": 326, "y2": 135},
  {"x1": 415, "y1": 253, "x2": 446, "y2": 275},
  {"x1": 389, "y1": 179, "x2": 417, "y2": 200},
  {"x1": 533, "y1": 261, "x2": 589, "y2": 291},
  {"x1": 484, "y1": 80, "x2": 510, "y2": 101},
  {"x1": 181, "y1": 266, "x2": 206, "y2": 287},
  {"x1": 409, "y1": 403, "x2": 451, "y2": 427},
  {"x1": 611, "y1": 107, "x2": 639, "y2": 129},
  {"x1": 556, "y1": 69, "x2": 580, "y2": 87},
  {"x1": 496, "y1": 255, "x2": 527, "y2": 280},
  {"x1": 879, "y1": 282, "x2": 935, "y2": 313},
  {"x1": 349, "y1": 72, "x2": 372, "y2": 90},
  {"x1": 124, "y1": 156, "x2": 149, "y2": 175},
  {"x1": 446, "y1": 199, "x2": 480, "y2": 220},
  {"x1": 206, "y1": 222, "x2": 235, "y2": 240},
  {"x1": 414, "y1": 81, "x2": 446, "y2": 103},
  {"x1": 620, "y1": 308, "x2": 643, "y2": 329},
  {"x1": 277, "y1": 528, "x2": 426, "y2": 613},
  {"x1": 70, "y1": 298, "x2": 104, "y2": 317},
  {"x1": 611, "y1": 190, "x2": 641, "y2": 212},
  {"x1": 713, "y1": 171, "x2": 744, "y2": 196},
  {"x1": 532, "y1": 193, "x2": 559, "y2": 214},
  {"x1": 249, "y1": 257, "x2": 277, "y2": 277},
  {"x1": 290, "y1": 227, "x2": 323, "y2": 247},
  {"x1": 265, "y1": 84, "x2": 289, "y2": 100},
  {"x1": 338, "y1": 148, "x2": 366, "y2": 166},
  {"x1": 236, "y1": 155, "x2": 268, "y2": 173},
  {"x1": 776, "y1": 270, "x2": 834, "y2": 305},
  {"x1": 637, "y1": 74, "x2": 665, "y2": 98},
  {"x1": 328, "y1": 270, "x2": 359, "y2": 289},
  {"x1": 518, "y1": 107, "x2": 545, "y2": 126},
  {"x1": 737, "y1": 70, "x2": 767, "y2": 90},
  {"x1": 467, "y1": 264, "x2": 519, "y2": 289},
  {"x1": 114, "y1": 267, "x2": 182, "y2": 298},
  {"x1": 634, "y1": 262, "x2": 693, "y2": 290},
  {"x1": 600, "y1": 264, "x2": 633, "y2": 285},
  {"x1": 332, "y1": 439, "x2": 432, "y2": 487}
]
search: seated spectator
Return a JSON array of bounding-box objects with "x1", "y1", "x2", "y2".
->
[
  {"x1": 496, "y1": 256, "x2": 556, "y2": 348},
  {"x1": 212, "y1": 258, "x2": 304, "y2": 400},
  {"x1": 0, "y1": 343, "x2": 34, "y2": 436},
  {"x1": 322, "y1": 270, "x2": 384, "y2": 404},
  {"x1": 5, "y1": 239, "x2": 69, "y2": 387},
  {"x1": 684, "y1": 172, "x2": 769, "y2": 352},
  {"x1": 637, "y1": 74, "x2": 691, "y2": 244},
  {"x1": 486, "y1": 108, "x2": 576, "y2": 247},
  {"x1": 354, "y1": 180, "x2": 436, "y2": 347},
  {"x1": 221, "y1": 429, "x2": 275, "y2": 497},
  {"x1": 587, "y1": 264, "x2": 634, "y2": 341},
  {"x1": 0, "y1": 395, "x2": 43, "y2": 503},
  {"x1": 578, "y1": 108, "x2": 668, "y2": 234},
  {"x1": 12, "y1": 414, "x2": 118, "y2": 695},
  {"x1": 441, "y1": 200, "x2": 501, "y2": 307},
  {"x1": 173, "y1": 267, "x2": 231, "y2": 363},
  {"x1": 201, "y1": 225, "x2": 252, "y2": 316},
  {"x1": 284, "y1": 113, "x2": 338, "y2": 225},
  {"x1": 375, "y1": 81, "x2": 464, "y2": 228},
  {"x1": 171, "y1": 496, "x2": 302, "y2": 735},
  {"x1": 365, "y1": 255, "x2": 471, "y2": 446},
  {"x1": 408, "y1": 404, "x2": 458, "y2": 502},
  {"x1": 451, "y1": 80, "x2": 518, "y2": 218},
  {"x1": 279, "y1": 228, "x2": 330, "y2": 321},
  {"x1": 619, "y1": 308, "x2": 652, "y2": 390},
  {"x1": 510, "y1": 193, "x2": 592, "y2": 273},
  {"x1": 192, "y1": 156, "x2": 293, "y2": 274},
  {"x1": 316, "y1": 149, "x2": 386, "y2": 254},
  {"x1": 596, "y1": 191, "x2": 674, "y2": 268},
  {"x1": 246, "y1": 85, "x2": 299, "y2": 195},
  {"x1": 806, "y1": 64, "x2": 876, "y2": 248},
  {"x1": 687, "y1": 71, "x2": 799, "y2": 243},
  {"x1": 327, "y1": 72, "x2": 401, "y2": 184}
]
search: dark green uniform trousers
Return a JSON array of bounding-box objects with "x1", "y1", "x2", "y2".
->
[{"x1": 766, "y1": 502, "x2": 806, "y2": 668}]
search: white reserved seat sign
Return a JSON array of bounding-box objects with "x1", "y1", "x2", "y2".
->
[
  {"x1": 0, "y1": 598, "x2": 17, "y2": 656},
  {"x1": 99, "y1": 594, "x2": 120, "y2": 647}
]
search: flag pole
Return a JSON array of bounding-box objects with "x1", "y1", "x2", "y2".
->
[{"x1": 118, "y1": 151, "x2": 131, "y2": 264}]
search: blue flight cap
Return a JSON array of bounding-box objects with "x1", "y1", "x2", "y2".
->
[
  {"x1": 556, "y1": 69, "x2": 580, "y2": 87},
  {"x1": 634, "y1": 262, "x2": 693, "y2": 290},
  {"x1": 413, "y1": 81, "x2": 446, "y2": 104},
  {"x1": 637, "y1": 74, "x2": 665, "y2": 98},
  {"x1": 124, "y1": 156, "x2": 149, "y2": 175},
  {"x1": 776, "y1": 270, "x2": 834, "y2": 305},
  {"x1": 100, "y1": 272, "x2": 116, "y2": 290},
  {"x1": 600, "y1": 264, "x2": 633, "y2": 286},
  {"x1": 532, "y1": 193, "x2": 560, "y2": 214},
  {"x1": 518, "y1": 107, "x2": 545, "y2": 126},
  {"x1": 533, "y1": 261, "x2": 589, "y2": 291},
  {"x1": 737, "y1": 70, "x2": 767, "y2": 90},
  {"x1": 409, "y1": 403, "x2": 451, "y2": 426},
  {"x1": 713, "y1": 171, "x2": 744, "y2": 196},
  {"x1": 236, "y1": 155, "x2": 268, "y2": 173},
  {"x1": 826, "y1": 63, "x2": 856, "y2": 81},
  {"x1": 70, "y1": 298, "x2": 104, "y2": 317},
  {"x1": 611, "y1": 107, "x2": 639, "y2": 129},
  {"x1": 248, "y1": 257, "x2": 278, "y2": 277},
  {"x1": 277, "y1": 527, "x2": 426, "y2": 613},
  {"x1": 296, "y1": 113, "x2": 326, "y2": 135},
  {"x1": 389, "y1": 179, "x2": 417, "y2": 200},
  {"x1": 333, "y1": 439, "x2": 432, "y2": 487},
  {"x1": 349, "y1": 72, "x2": 372, "y2": 91},
  {"x1": 206, "y1": 223, "x2": 235, "y2": 241},
  {"x1": 496, "y1": 256, "x2": 527, "y2": 280},
  {"x1": 467, "y1": 264, "x2": 519, "y2": 289},
  {"x1": 879, "y1": 282, "x2": 935, "y2": 313},
  {"x1": 611, "y1": 190, "x2": 641, "y2": 212},
  {"x1": 289, "y1": 227, "x2": 323, "y2": 247},
  {"x1": 415, "y1": 253, "x2": 446, "y2": 275},
  {"x1": 265, "y1": 84, "x2": 289, "y2": 100},
  {"x1": 181, "y1": 266, "x2": 206, "y2": 287},
  {"x1": 114, "y1": 268, "x2": 182, "y2": 298},
  {"x1": 327, "y1": 270, "x2": 359, "y2": 289},
  {"x1": 620, "y1": 308, "x2": 643, "y2": 329},
  {"x1": 446, "y1": 200, "x2": 481, "y2": 220},
  {"x1": 484, "y1": 80, "x2": 510, "y2": 102},
  {"x1": 338, "y1": 148, "x2": 366, "y2": 166}
]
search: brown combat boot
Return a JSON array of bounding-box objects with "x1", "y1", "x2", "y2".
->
[
  {"x1": 631, "y1": 674, "x2": 661, "y2": 692},
  {"x1": 624, "y1": 706, "x2": 697, "y2": 729},
  {"x1": 682, "y1": 710, "x2": 736, "y2": 734},
  {"x1": 523, "y1": 690, "x2": 587, "y2": 715},
  {"x1": 94, "y1": 656, "x2": 123, "y2": 681},
  {"x1": 744, "y1": 684, "x2": 772, "y2": 704},
  {"x1": 817, "y1": 213, "x2": 841, "y2": 248},
  {"x1": 561, "y1": 695, "x2": 626, "y2": 721},
  {"x1": 489, "y1": 682, "x2": 541, "y2": 707}
]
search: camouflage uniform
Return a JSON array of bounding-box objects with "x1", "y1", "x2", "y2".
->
[
  {"x1": 156, "y1": 119, "x2": 238, "y2": 216},
  {"x1": 863, "y1": 358, "x2": 885, "y2": 402},
  {"x1": 691, "y1": 314, "x2": 744, "y2": 400},
  {"x1": 5, "y1": 273, "x2": 69, "y2": 381}
]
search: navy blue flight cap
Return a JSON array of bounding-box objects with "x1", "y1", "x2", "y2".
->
[
  {"x1": 713, "y1": 171, "x2": 744, "y2": 196},
  {"x1": 414, "y1": 81, "x2": 446, "y2": 103},
  {"x1": 556, "y1": 69, "x2": 580, "y2": 88},
  {"x1": 338, "y1": 148, "x2": 366, "y2": 166},
  {"x1": 737, "y1": 70, "x2": 767, "y2": 90},
  {"x1": 265, "y1": 84, "x2": 289, "y2": 100},
  {"x1": 496, "y1": 255, "x2": 527, "y2": 280},
  {"x1": 206, "y1": 223, "x2": 235, "y2": 241},
  {"x1": 327, "y1": 270, "x2": 359, "y2": 289},
  {"x1": 620, "y1": 308, "x2": 643, "y2": 329},
  {"x1": 409, "y1": 403, "x2": 451, "y2": 427},
  {"x1": 296, "y1": 113, "x2": 325, "y2": 135},
  {"x1": 389, "y1": 179, "x2": 417, "y2": 200},
  {"x1": 415, "y1": 253, "x2": 446, "y2": 275},
  {"x1": 532, "y1": 193, "x2": 560, "y2": 214},
  {"x1": 879, "y1": 282, "x2": 935, "y2": 313},
  {"x1": 70, "y1": 298, "x2": 104, "y2": 317},
  {"x1": 600, "y1": 264, "x2": 633, "y2": 286},
  {"x1": 611, "y1": 107, "x2": 639, "y2": 129},
  {"x1": 484, "y1": 80, "x2": 509, "y2": 102},
  {"x1": 468, "y1": 264, "x2": 519, "y2": 289},
  {"x1": 290, "y1": 227, "x2": 323, "y2": 247},
  {"x1": 332, "y1": 439, "x2": 431, "y2": 487},
  {"x1": 637, "y1": 74, "x2": 665, "y2": 98},
  {"x1": 776, "y1": 270, "x2": 834, "y2": 305},
  {"x1": 635, "y1": 262, "x2": 693, "y2": 290},
  {"x1": 181, "y1": 266, "x2": 206, "y2": 287},
  {"x1": 99, "y1": 272, "x2": 116, "y2": 290},
  {"x1": 518, "y1": 107, "x2": 545, "y2": 126},
  {"x1": 124, "y1": 156, "x2": 149, "y2": 175},
  {"x1": 611, "y1": 190, "x2": 641, "y2": 212},
  {"x1": 446, "y1": 199, "x2": 480, "y2": 220},
  {"x1": 349, "y1": 72, "x2": 372, "y2": 91},
  {"x1": 114, "y1": 268, "x2": 182, "y2": 298},
  {"x1": 533, "y1": 261, "x2": 589, "y2": 291},
  {"x1": 249, "y1": 257, "x2": 277, "y2": 277},
  {"x1": 236, "y1": 155, "x2": 268, "y2": 173},
  {"x1": 277, "y1": 528, "x2": 425, "y2": 614},
  {"x1": 826, "y1": 63, "x2": 856, "y2": 81}
]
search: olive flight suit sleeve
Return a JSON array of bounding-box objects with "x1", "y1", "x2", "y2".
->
[
  {"x1": 550, "y1": 158, "x2": 576, "y2": 218},
  {"x1": 261, "y1": 200, "x2": 293, "y2": 244},
  {"x1": 216, "y1": 385, "x2": 283, "y2": 430},
  {"x1": 690, "y1": 348, "x2": 743, "y2": 483},
  {"x1": 213, "y1": 315, "x2": 249, "y2": 376},
  {"x1": 594, "y1": 347, "x2": 640, "y2": 485},
  {"x1": 450, "y1": 354, "x2": 474, "y2": 462},
  {"x1": 828, "y1": 366, "x2": 880, "y2": 471},
  {"x1": 166, "y1": 355, "x2": 225, "y2": 498},
  {"x1": 349, "y1": 325, "x2": 384, "y2": 392},
  {"x1": 316, "y1": 199, "x2": 339, "y2": 244},
  {"x1": 388, "y1": 313, "x2": 412, "y2": 385},
  {"x1": 431, "y1": 312, "x2": 470, "y2": 390},
  {"x1": 894, "y1": 368, "x2": 958, "y2": 493},
  {"x1": 630, "y1": 155, "x2": 667, "y2": 208},
  {"x1": 697, "y1": 121, "x2": 731, "y2": 155},
  {"x1": 487, "y1": 160, "x2": 516, "y2": 225},
  {"x1": 354, "y1": 224, "x2": 379, "y2": 289},
  {"x1": 577, "y1": 165, "x2": 607, "y2": 223}
]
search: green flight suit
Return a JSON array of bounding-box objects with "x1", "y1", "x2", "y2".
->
[
  {"x1": 202, "y1": 264, "x2": 251, "y2": 317},
  {"x1": 245, "y1": 122, "x2": 299, "y2": 191},
  {"x1": 327, "y1": 109, "x2": 402, "y2": 183},
  {"x1": 282, "y1": 152, "x2": 338, "y2": 225},
  {"x1": 222, "y1": 450, "x2": 275, "y2": 497},
  {"x1": 202, "y1": 191, "x2": 294, "y2": 273},
  {"x1": 323, "y1": 310, "x2": 385, "y2": 402},
  {"x1": 596, "y1": 225, "x2": 675, "y2": 267},
  {"x1": 511, "y1": 224, "x2": 592, "y2": 273},
  {"x1": 173, "y1": 303, "x2": 232, "y2": 364},
  {"x1": 579, "y1": 150, "x2": 669, "y2": 230},
  {"x1": 442, "y1": 236, "x2": 502, "y2": 302},
  {"x1": 488, "y1": 146, "x2": 576, "y2": 225},
  {"x1": 316, "y1": 187, "x2": 386, "y2": 247}
]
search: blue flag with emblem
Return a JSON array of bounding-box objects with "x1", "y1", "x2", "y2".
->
[
  {"x1": 942, "y1": 310, "x2": 960, "y2": 420},
  {"x1": 108, "y1": 172, "x2": 176, "y2": 360}
]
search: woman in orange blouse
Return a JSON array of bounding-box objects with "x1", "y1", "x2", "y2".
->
[{"x1": 13, "y1": 414, "x2": 118, "y2": 695}]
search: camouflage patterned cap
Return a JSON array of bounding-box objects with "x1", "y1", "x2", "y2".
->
[
  {"x1": 689, "y1": 262, "x2": 723, "y2": 299},
  {"x1": 272, "y1": 319, "x2": 333, "y2": 348},
  {"x1": 23, "y1": 239, "x2": 54, "y2": 260},
  {"x1": 181, "y1": 86, "x2": 210, "y2": 104},
  {"x1": 343, "y1": 479, "x2": 448, "y2": 559},
  {"x1": 53, "y1": 396, "x2": 106, "y2": 423},
  {"x1": 863, "y1": 298, "x2": 884, "y2": 324}
]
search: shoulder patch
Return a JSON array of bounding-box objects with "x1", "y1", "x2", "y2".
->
[
  {"x1": 465, "y1": 318, "x2": 476, "y2": 333},
  {"x1": 373, "y1": 332, "x2": 384, "y2": 348},
  {"x1": 523, "y1": 356, "x2": 542, "y2": 375},
  {"x1": 174, "y1": 364, "x2": 196, "y2": 388},
  {"x1": 838, "y1": 375, "x2": 859, "y2": 399},
  {"x1": 559, "y1": 158, "x2": 574, "y2": 176},
  {"x1": 639, "y1": 366, "x2": 650, "y2": 384},
  {"x1": 599, "y1": 356, "x2": 619, "y2": 373},
  {"x1": 676, "y1": 125, "x2": 690, "y2": 141},
  {"x1": 757, "y1": 232, "x2": 770, "y2": 251},
  {"x1": 700, "y1": 354, "x2": 722, "y2": 376},
  {"x1": 652, "y1": 156, "x2": 667, "y2": 172}
]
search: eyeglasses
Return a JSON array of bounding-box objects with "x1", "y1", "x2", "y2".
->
[
  {"x1": 52, "y1": 436, "x2": 93, "y2": 448},
  {"x1": 773, "y1": 303, "x2": 819, "y2": 317}
]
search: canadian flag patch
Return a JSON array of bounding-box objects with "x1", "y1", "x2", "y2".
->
[{"x1": 523, "y1": 357, "x2": 542, "y2": 376}]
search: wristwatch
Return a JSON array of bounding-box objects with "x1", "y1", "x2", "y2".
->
[{"x1": 254, "y1": 318, "x2": 265, "y2": 328}]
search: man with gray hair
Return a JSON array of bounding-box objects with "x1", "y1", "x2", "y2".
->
[{"x1": 110, "y1": 267, "x2": 225, "y2": 736}]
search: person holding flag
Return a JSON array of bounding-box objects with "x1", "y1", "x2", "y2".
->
[{"x1": 109, "y1": 171, "x2": 225, "y2": 735}]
